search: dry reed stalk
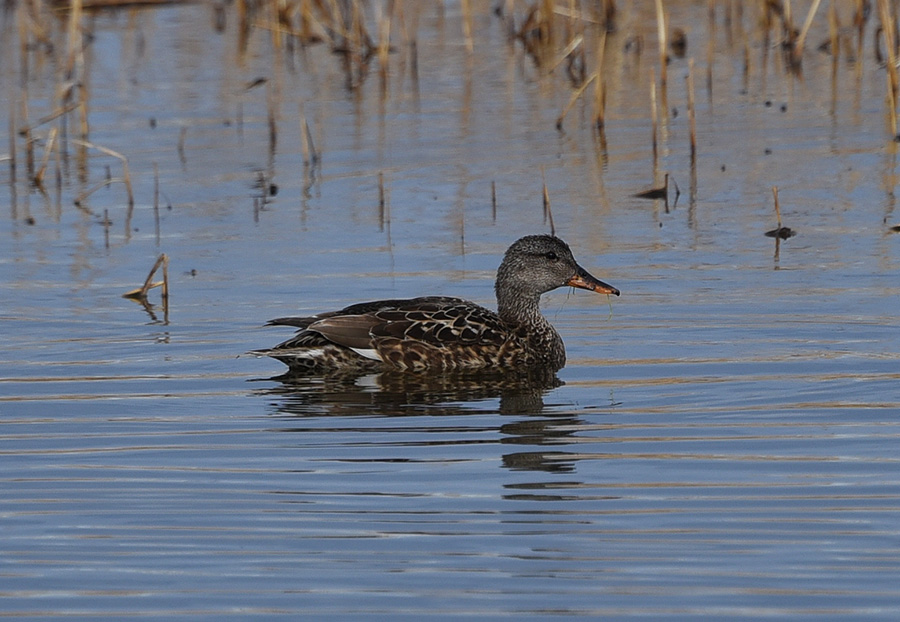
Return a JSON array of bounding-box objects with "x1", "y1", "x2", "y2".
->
[
  {"x1": 855, "y1": 0, "x2": 867, "y2": 48},
  {"x1": 398, "y1": 1, "x2": 421, "y2": 85},
  {"x1": 323, "y1": 0, "x2": 350, "y2": 44},
  {"x1": 461, "y1": 0, "x2": 473, "y2": 53},
  {"x1": 548, "y1": 33, "x2": 583, "y2": 73},
  {"x1": 765, "y1": 186, "x2": 795, "y2": 239},
  {"x1": 501, "y1": 0, "x2": 515, "y2": 39},
  {"x1": 376, "y1": 0, "x2": 393, "y2": 86},
  {"x1": 593, "y1": 29, "x2": 607, "y2": 130},
  {"x1": 237, "y1": 0, "x2": 250, "y2": 54},
  {"x1": 267, "y1": 83, "x2": 277, "y2": 156},
  {"x1": 299, "y1": 109, "x2": 310, "y2": 165},
  {"x1": 299, "y1": 109, "x2": 318, "y2": 165},
  {"x1": 19, "y1": 98, "x2": 35, "y2": 180},
  {"x1": 742, "y1": 37, "x2": 750, "y2": 91},
  {"x1": 561, "y1": 0, "x2": 575, "y2": 41},
  {"x1": 73, "y1": 177, "x2": 124, "y2": 206},
  {"x1": 773, "y1": 186, "x2": 782, "y2": 228},
  {"x1": 377, "y1": 170, "x2": 391, "y2": 233},
  {"x1": 33, "y1": 127, "x2": 58, "y2": 187},
  {"x1": 879, "y1": 0, "x2": 899, "y2": 102},
  {"x1": 352, "y1": 1, "x2": 370, "y2": 54},
  {"x1": 64, "y1": 0, "x2": 90, "y2": 140},
  {"x1": 792, "y1": 0, "x2": 823, "y2": 67},
  {"x1": 19, "y1": 102, "x2": 80, "y2": 134},
  {"x1": 828, "y1": 1, "x2": 839, "y2": 65},
  {"x1": 686, "y1": 58, "x2": 697, "y2": 162},
  {"x1": 153, "y1": 162, "x2": 160, "y2": 243},
  {"x1": 650, "y1": 69, "x2": 658, "y2": 165},
  {"x1": 542, "y1": 0, "x2": 556, "y2": 38},
  {"x1": 17, "y1": 0, "x2": 28, "y2": 82},
  {"x1": 541, "y1": 167, "x2": 549, "y2": 216},
  {"x1": 890, "y1": 84, "x2": 898, "y2": 138},
  {"x1": 77, "y1": 89, "x2": 89, "y2": 143},
  {"x1": 54, "y1": 123, "x2": 63, "y2": 209},
  {"x1": 8, "y1": 101, "x2": 15, "y2": 182},
  {"x1": 298, "y1": 0, "x2": 313, "y2": 42},
  {"x1": 540, "y1": 167, "x2": 556, "y2": 236},
  {"x1": 103, "y1": 208, "x2": 110, "y2": 249},
  {"x1": 66, "y1": 0, "x2": 83, "y2": 73},
  {"x1": 177, "y1": 126, "x2": 187, "y2": 164},
  {"x1": 545, "y1": 196, "x2": 556, "y2": 237},
  {"x1": 71, "y1": 139, "x2": 134, "y2": 207},
  {"x1": 491, "y1": 180, "x2": 497, "y2": 221},
  {"x1": 159, "y1": 254, "x2": 169, "y2": 309},
  {"x1": 706, "y1": 0, "x2": 715, "y2": 103},
  {"x1": 778, "y1": 0, "x2": 794, "y2": 42},
  {"x1": 655, "y1": 0, "x2": 668, "y2": 99},
  {"x1": 878, "y1": 0, "x2": 900, "y2": 135},
  {"x1": 556, "y1": 72, "x2": 597, "y2": 130}
]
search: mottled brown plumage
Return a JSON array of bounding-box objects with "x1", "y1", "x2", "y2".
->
[{"x1": 253, "y1": 235, "x2": 619, "y2": 374}]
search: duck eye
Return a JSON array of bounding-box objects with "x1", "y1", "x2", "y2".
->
[{"x1": 545, "y1": 251, "x2": 559, "y2": 261}]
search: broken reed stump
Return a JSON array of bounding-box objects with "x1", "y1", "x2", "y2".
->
[
  {"x1": 633, "y1": 176, "x2": 668, "y2": 200},
  {"x1": 765, "y1": 186, "x2": 796, "y2": 239},
  {"x1": 634, "y1": 173, "x2": 681, "y2": 211},
  {"x1": 123, "y1": 254, "x2": 170, "y2": 314},
  {"x1": 634, "y1": 172, "x2": 672, "y2": 201}
]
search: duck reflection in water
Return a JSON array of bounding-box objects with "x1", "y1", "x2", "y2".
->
[
  {"x1": 258, "y1": 370, "x2": 586, "y2": 473},
  {"x1": 261, "y1": 367, "x2": 562, "y2": 416}
]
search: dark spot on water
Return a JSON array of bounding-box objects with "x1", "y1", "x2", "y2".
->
[{"x1": 765, "y1": 226, "x2": 796, "y2": 239}]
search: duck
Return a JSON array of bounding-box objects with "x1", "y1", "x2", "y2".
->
[{"x1": 254, "y1": 235, "x2": 619, "y2": 374}]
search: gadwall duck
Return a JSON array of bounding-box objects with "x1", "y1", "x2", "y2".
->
[{"x1": 254, "y1": 235, "x2": 619, "y2": 374}]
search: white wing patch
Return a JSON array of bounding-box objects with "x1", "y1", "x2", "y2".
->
[
  {"x1": 350, "y1": 347, "x2": 383, "y2": 362},
  {"x1": 295, "y1": 348, "x2": 325, "y2": 358}
]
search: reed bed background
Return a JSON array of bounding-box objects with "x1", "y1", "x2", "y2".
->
[
  {"x1": 3, "y1": 6, "x2": 900, "y2": 617},
  {"x1": 2, "y1": 0, "x2": 899, "y2": 285}
]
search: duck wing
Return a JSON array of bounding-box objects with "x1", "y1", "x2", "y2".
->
[
  {"x1": 263, "y1": 296, "x2": 515, "y2": 372},
  {"x1": 317, "y1": 299, "x2": 513, "y2": 371},
  {"x1": 266, "y1": 296, "x2": 465, "y2": 329}
]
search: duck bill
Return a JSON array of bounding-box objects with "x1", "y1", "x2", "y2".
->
[{"x1": 567, "y1": 266, "x2": 620, "y2": 296}]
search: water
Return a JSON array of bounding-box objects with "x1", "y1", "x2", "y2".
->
[{"x1": 2, "y1": 1, "x2": 900, "y2": 619}]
